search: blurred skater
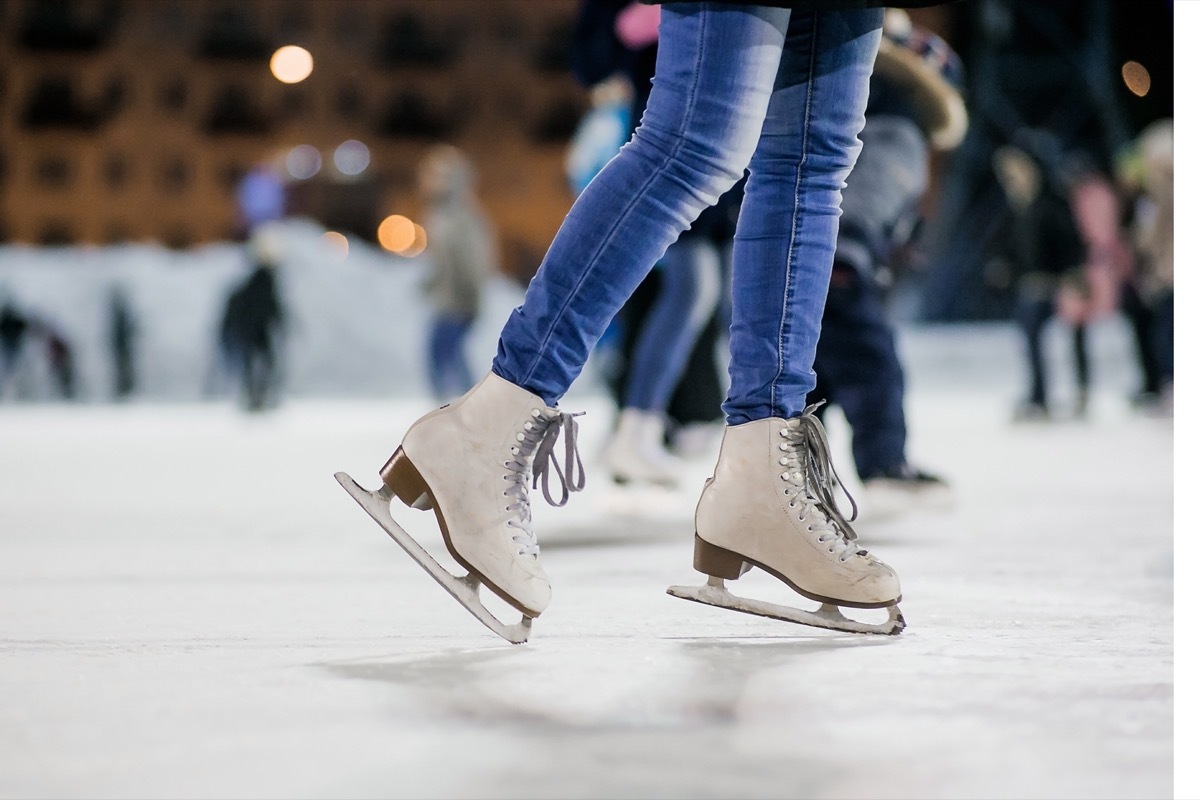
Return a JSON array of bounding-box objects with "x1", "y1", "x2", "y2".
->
[
  {"x1": 1127, "y1": 119, "x2": 1174, "y2": 413},
  {"x1": 807, "y1": 11, "x2": 965, "y2": 512},
  {"x1": 418, "y1": 145, "x2": 497, "y2": 402},
  {"x1": 108, "y1": 287, "x2": 138, "y2": 400},
  {"x1": 993, "y1": 133, "x2": 1089, "y2": 421},
  {"x1": 0, "y1": 297, "x2": 31, "y2": 399},
  {"x1": 226, "y1": 227, "x2": 287, "y2": 411},
  {"x1": 38, "y1": 321, "x2": 77, "y2": 401},
  {"x1": 570, "y1": 0, "x2": 735, "y2": 486}
]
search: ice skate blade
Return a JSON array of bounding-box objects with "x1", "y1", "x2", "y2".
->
[
  {"x1": 666, "y1": 577, "x2": 904, "y2": 636},
  {"x1": 334, "y1": 471, "x2": 533, "y2": 645}
]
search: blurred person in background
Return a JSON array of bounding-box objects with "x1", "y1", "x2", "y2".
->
[
  {"x1": 418, "y1": 145, "x2": 498, "y2": 403},
  {"x1": 1127, "y1": 119, "x2": 1173, "y2": 412},
  {"x1": 108, "y1": 286, "x2": 138, "y2": 400},
  {"x1": 1111, "y1": 161, "x2": 1165, "y2": 409},
  {"x1": 225, "y1": 225, "x2": 287, "y2": 412},
  {"x1": 808, "y1": 10, "x2": 964, "y2": 514},
  {"x1": 0, "y1": 295, "x2": 31, "y2": 400},
  {"x1": 34, "y1": 319, "x2": 77, "y2": 401},
  {"x1": 993, "y1": 132, "x2": 1089, "y2": 422}
]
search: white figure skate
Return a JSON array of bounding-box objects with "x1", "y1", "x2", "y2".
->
[
  {"x1": 668, "y1": 406, "x2": 905, "y2": 636},
  {"x1": 336, "y1": 373, "x2": 584, "y2": 644},
  {"x1": 604, "y1": 408, "x2": 686, "y2": 488}
]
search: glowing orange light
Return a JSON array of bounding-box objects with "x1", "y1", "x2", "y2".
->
[
  {"x1": 400, "y1": 224, "x2": 428, "y2": 257},
  {"x1": 1121, "y1": 61, "x2": 1150, "y2": 97},
  {"x1": 321, "y1": 231, "x2": 349, "y2": 260},
  {"x1": 270, "y1": 45, "x2": 314, "y2": 84},
  {"x1": 377, "y1": 215, "x2": 416, "y2": 253}
]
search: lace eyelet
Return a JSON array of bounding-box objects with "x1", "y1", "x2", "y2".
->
[
  {"x1": 517, "y1": 433, "x2": 526, "y2": 441},
  {"x1": 780, "y1": 473, "x2": 788, "y2": 480},
  {"x1": 524, "y1": 422, "x2": 533, "y2": 431}
]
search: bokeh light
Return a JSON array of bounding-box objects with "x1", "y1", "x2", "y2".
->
[
  {"x1": 270, "y1": 45, "x2": 314, "y2": 84},
  {"x1": 400, "y1": 224, "x2": 427, "y2": 258},
  {"x1": 1121, "y1": 60, "x2": 1150, "y2": 97},
  {"x1": 321, "y1": 230, "x2": 349, "y2": 260},
  {"x1": 285, "y1": 145, "x2": 321, "y2": 180},
  {"x1": 333, "y1": 140, "x2": 371, "y2": 176},
  {"x1": 377, "y1": 214, "x2": 416, "y2": 253}
]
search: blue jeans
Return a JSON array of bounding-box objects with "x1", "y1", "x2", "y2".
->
[
  {"x1": 809, "y1": 265, "x2": 907, "y2": 479},
  {"x1": 493, "y1": 3, "x2": 882, "y2": 424},
  {"x1": 429, "y1": 314, "x2": 475, "y2": 401},
  {"x1": 623, "y1": 239, "x2": 724, "y2": 412}
]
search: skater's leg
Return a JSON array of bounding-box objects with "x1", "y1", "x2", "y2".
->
[
  {"x1": 1015, "y1": 295, "x2": 1053, "y2": 410},
  {"x1": 368, "y1": 4, "x2": 795, "y2": 624},
  {"x1": 444, "y1": 316, "x2": 475, "y2": 397},
  {"x1": 692, "y1": 9, "x2": 903, "y2": 617},
  {"x1": 493, "y1": 4, "x2": 791, "y2": 404},
  {"x1": 625, "y1": 239, "x2": 723, "y2": 413},
  {"x1": 1071, "y1": 322, "x2": 1089, "y2": 415},
  {"x1": 607, "y1": 238, "x2": 722, "y2": 485},
  {"x1": 427, "y1": 316, "x2": 456, "y2": 400},
  {"x1": 1121, "y1": 280, "x2": 1161, "y2": 397},
  {"x1": 811, "y1": 266, "x2": 906, "y2": 480},
  {"x1": 723, "y1": 9, "x2": 882, "y2": 425}
]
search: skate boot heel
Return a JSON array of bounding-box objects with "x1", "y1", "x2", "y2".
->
[
  {"x1": 693, "y1": 535, "x2": 752, "y2": 580},
  {"x1": 380, "y1": 447, "x2": 434, "y2": 510}
]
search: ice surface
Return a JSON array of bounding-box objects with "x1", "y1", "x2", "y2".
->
[{"x1": 0, "y1": 317, "x2": 1177, "y2": 799}]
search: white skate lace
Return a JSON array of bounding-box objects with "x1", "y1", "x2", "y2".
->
[
  {"x1": 502, "y1": 408, "x2": 586, "y2": 556},
  {"x1": 779, "y1": 404, "x2": 867, "y2": 564}
]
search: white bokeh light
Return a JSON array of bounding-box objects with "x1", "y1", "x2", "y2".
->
[
  {"x1": 285, "y1": 145, "x2": 322, "y2": 180},
  {"x1": 333, "y1": 140, "x2": 371, "y2": 176}
]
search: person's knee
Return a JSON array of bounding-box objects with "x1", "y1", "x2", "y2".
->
[{"x1": 633, "y1": 117, "x2": 757, "y2": 206}]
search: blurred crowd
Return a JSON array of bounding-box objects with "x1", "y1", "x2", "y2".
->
[{"x1": 0, "y1": 1, "x2": 1174, "y2": 449}]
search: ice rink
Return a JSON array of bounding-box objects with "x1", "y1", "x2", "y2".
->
[{"x1": 0, "y1": 322, "x2": 1177, "y2": 799}]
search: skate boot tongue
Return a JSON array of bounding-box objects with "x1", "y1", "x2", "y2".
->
[{"x1": 782, "y1": 405, "x2": 865, "y2": 560}]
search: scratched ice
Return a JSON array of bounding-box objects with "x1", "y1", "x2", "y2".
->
[{"x1": 0, "y1": 319, "x2": 1176, "y2": 799}]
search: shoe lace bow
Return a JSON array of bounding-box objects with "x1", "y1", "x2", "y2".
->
[{"x1": 502, "y1": 408, "x2": 586, "y2": 555}]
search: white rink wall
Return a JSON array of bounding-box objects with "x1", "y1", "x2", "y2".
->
[
  {"x1": 0, "y1": 218, "x2": 1147, "y2": 409},
  {"x1": 0, "y1": 219, "x2": 527, "y2": 402}
]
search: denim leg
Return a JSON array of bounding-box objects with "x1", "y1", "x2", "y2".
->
[
  {"x1": 493, "y1": 3, "x2": 790, "y2": 405},
  {"x1": 429, "y1": 315, "x2": 472, "y2": 399},
  {"x1": 811, "y1": 270, "x2": 907, "y2": 479},
  {"x1": 723, "y1": 9, "x2": 882, "y2": 424},
  {"x1": 1154, "y1": 289, "x2": 1173, "y2": 383},
  {"x1": 623, "y1": 239, "x2": 723, "y2": 411},
  {"x1": 1015, "y1": 297, "x2": 1054, "y2": 406},
  {"x1": 1071, "y1": 323, "x2": 1089, "y2": 394}
]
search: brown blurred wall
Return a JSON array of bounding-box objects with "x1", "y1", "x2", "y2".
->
[{"x1": 0, "y1": 0, "x2": 588, "y2": 281}]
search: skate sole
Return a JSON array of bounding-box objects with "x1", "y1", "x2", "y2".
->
[
  {"x1": 334, "y1": 471, "x2": 533, "y2": 644},
  {"x1": 693, "y1": 534, "x2": 901, "y2": 610},
  {"x1": 667, "y1": 577, "x2": 905, "y2": 636}
]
